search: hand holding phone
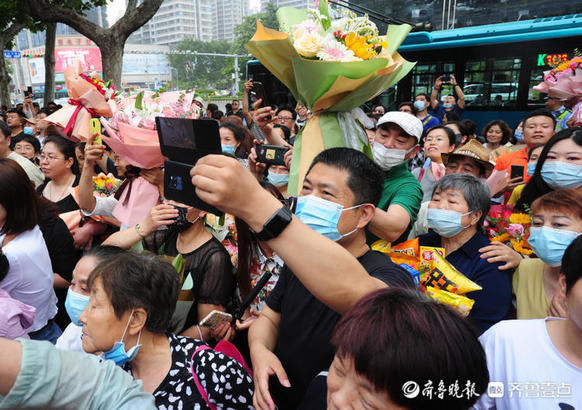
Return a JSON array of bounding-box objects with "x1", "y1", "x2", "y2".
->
[
  {"x1": 199, "y1": 310, "x2": 233, "y2": 329},
  {"x1": 256, "y1": 144, "x2": 289, "y2": 166},
  {"x1": 90, "y1": 118, "x2": 103, "y2": 145},
  {"x1": 510, "y1": 165, "x2": 524, "y2": 181},
  {"x1": 441, "y1": 75, "x2": 452, "y2": 84}
]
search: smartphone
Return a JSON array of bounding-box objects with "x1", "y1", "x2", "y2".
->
[
  {"x1": 199, "y1": 310, "x2": 233, "y2": 329},
  {"x1": 172, "y1": 205, "x2": 189, "y2": 225},
  {"x1": 156, "y1": 117, "x2": 223, "y2": 215},
  {"x1": 26, "y1": 86, "x2": 33, "y2": 97},
  {"x1": 89, "y1": 118, "x2": 103, "y2": 145},
  {"x1": 256, "y1": 144, "x2": 289, "y2": 166},
  {"x1": 441, "y1": 75, "x2": 452, "y2": 84},
  {"x1": 510, "y1": 165, "x2": 524, "y2": 181},
  {"x1": 252, "y1": 81, "x2": 271, "y2": 113}
]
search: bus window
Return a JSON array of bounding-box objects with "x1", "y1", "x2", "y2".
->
[
  {"x1": 411, "y1": 63, "x2": 437, "y2": 96},
  {"x1": 464, "y1": 58, "x2": 520, "y2": 107},
  {"x1": 528, "y1": 69, "x2": 546, "y2": 108}
]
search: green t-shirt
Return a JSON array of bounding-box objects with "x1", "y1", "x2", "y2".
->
[{"x1": 366, "y1": 161, "x2": 423, "y2": 245}]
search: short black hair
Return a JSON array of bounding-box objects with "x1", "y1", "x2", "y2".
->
[
  {"x1": 88, "y1": 252, "x2": 180, "y2": 333},
  {"x1": 276, "y1": 106, "x2": 297, "y2": 120},
  {"x1": 273, "y1": 124, "x2": 291, "y2": 141},
  {"x1": 332, "y1": 288, "x2": 488, "y2": 410},
  {"x1": 444, "y1": 111, "x2": 460, "y2": 122},
  {"x1": 562, "y1": 236, "x2": 582, "y2": 294},
  {"x1": 212, "y1": 110, "x2": 224, "y2": 121},
  {"x1": 6, "y1": 108, "x2": 26, "y2": 119},
  {"x1": 207, "y1": 103, "x2": 218, "y2": 114},
  {"x1": 523, "y1": 108, "x2": 556, "y2": 129},
  {"x1": 307, "y1": 147, "x2": 384, "y2": 207},
  {"x1": 0, "y1": 120, "x2": 11, "y2": 139},
  {"x1": 458, "y1": 119, "x2": 477, "y2": 136},
  {"x1": 13, "y1": 133, "x2": 41, "y2": 153},
  {"x1": 415, "y1": 93, "x2": 429, "y2": 101}
]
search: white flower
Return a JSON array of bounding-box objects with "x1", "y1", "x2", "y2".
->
[
  {"x1": 292, "y1": 20, "x2": 320, "y2": 40},
  {"x1": 293, "y1": 31, "x2": 324, "y2": 58},
  {"x1": 316, "y1": 37, "x2": 361, "y2": 62}
]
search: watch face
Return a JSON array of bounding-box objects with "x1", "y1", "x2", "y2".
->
[{"x1": 257, "y1": 206, "x2": 292, "y2": 241}]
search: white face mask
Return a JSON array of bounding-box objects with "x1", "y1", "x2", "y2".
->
[{"x1": 372, "y1": 143, "x2": 417, "y2": 171}]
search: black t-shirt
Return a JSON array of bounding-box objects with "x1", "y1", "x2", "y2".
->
[
  {"x1": 265, "y1": 249, "x2": 414, "y2": 409},
  {"x1": 37, "y1": 175, "x2": 80, "y2": 214}
]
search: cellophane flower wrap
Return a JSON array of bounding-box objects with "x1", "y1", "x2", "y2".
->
[
  {"x1": 246, "y1": 0, "x2": 415, "y2": 194},
  {"x1": 45, "y1": 60, "x2": 115, "y2": 142},
  {"x1": 483, "y1": 205, "x2": 534, "y2": 256},
  {"x1": 100, "y1": 90, "x2": 200, "y2": 227},
  {"x1": 534, "y1": 55, "x2": 582, "y2": 127}
]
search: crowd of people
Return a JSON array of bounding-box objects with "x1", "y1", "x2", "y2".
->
[{"x1": 0, "y1": 72, "x2": 581, "y2": 410}]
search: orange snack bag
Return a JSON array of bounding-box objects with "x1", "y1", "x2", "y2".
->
[
  {"x1": 388, "y1": 253, "x2": 420, "y2": 271},
  {"x1": 420, "y1": 252, "x2": 482, "y2": 294},
  {"x1": 425, "y1": 286, "x2": 475, "y2": 316},
  {"x1": 390, "y1": 238, "x2": 419, "y2": 257}
]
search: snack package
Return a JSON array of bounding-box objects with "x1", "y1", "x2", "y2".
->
[
  {"x1": 419, "y1": 246, "x2": 446, "y2": 278},
  {"x1": 425, "y1": 286, "x2": 475, "y2": 316},
  {"x1": 420, "y1": 252, "x2": 482, "y2": 294},
  {"x1": 371, "y1": 239, "x2": 391, "y2": 254},
  {"x1": 389, "y1": 253, "x2": 420, "y2": 271},
  {"x1": 391, "y1": 238, "x2": 419, "y2": 256},
  {"x1": 399, "y1": 263, "x2": 420, "y2": 287}
]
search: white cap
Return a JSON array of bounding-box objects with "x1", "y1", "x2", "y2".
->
[
  {"x1": 376, "y1": 111, "x2": 423, "y2": 142},
  {"x1": 194, "y1": 96, "x2": 204, "y2": 105}
]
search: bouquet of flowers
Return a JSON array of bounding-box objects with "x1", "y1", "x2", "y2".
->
[
  {"x1": 92, "y1": 173, "x2": 122, "y2": 196},
  {"x1": 46, "y1": 60, "x2": 116, "y2": 141},
  {"x1": 205, "y1": 213, "x2": 239, "y2": 269},
  {"x1": 534, "y1": 53, "x2": 582, "y2": 127},
  {"x1": 246, "y1": 0, "x2": 415, "y2": 194},
  {"x1": 483, "y1": 205, "x2": 534, "y2": 256},
  {"x1": 100, "y1": 90, "x2": 200, "y2": 227}
]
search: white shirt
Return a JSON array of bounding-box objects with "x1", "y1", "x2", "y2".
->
[
  {"x1": 7, "y1": 151, "x2": 44, "y2": 187},
  {"x1": 56, "y1": 323, "x2": 84, "y2": 352},
  {"x1": 474, "y1": 318, "x2": 582, "y2": 409},
  {"x1": 0, "y1": 226, "x2": 58, "y2": 332},
  {"x1": 81, "y1": 195, "x2": 118, "y2": 219}
]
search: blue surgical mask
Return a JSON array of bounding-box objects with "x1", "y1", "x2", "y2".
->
[
  {"x1": 64, "y1": 288, "x2": 90, "y2": 326},
  {"x1": 443, "y1": 103, "x2": 453, "y2": 109},
  {"x1": 528, "y1": 226, "x2": 580, "y2": 267},
  {"x1": 23, "y1": 126, "x2": 34, "y2": 135},
  {"x1": 295, "y1": 195, "x2": 362, "y2": 241},
  {"x1": 514, "y1": 130, "x2": 523, "y2": 142},
  {"x1": 222, "y1": 144, "x2": 236, "y2": 155},
  {"x1": 527, "y1": 162, "x2": 537, "y2": 176},
  {"x1": 102, "y1": 310, "x2": 142, "y2": 367},
  {"x1": 427, "y1": 208, "x2": 472, "y2": 238},
  {"x1": 267, "y1": 170, "x2": 289, "y2": 187},
  {"x1": 541, "y1": 161, "x2": 582, "y2": 189},
  {"x1": 414, "y1": 101, "x2": 426, "y2": 111}
]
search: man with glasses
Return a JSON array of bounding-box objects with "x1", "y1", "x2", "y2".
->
[
  {"x1": 545, "y1": 95, "x2": 572, "y2": 132},
  {"x1": 227, "y1": 99, "x2": 244, "y2": 120},
  {"x1": 275, "y1": 106, "x2": 297, "y2": 142},
  {"x1": 0, "y1": 120, "x2": 43, "y2": 187}
]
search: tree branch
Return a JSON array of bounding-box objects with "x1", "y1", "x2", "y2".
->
[
  {"x1": 1, "y1": 22, "x2": 26, "y2": 45},
  {"x1": 24, "y1": 0, "x2": 106, "y2": 43},
  {"x1": 111, "y1": 0, "x2": 163, "y2": 41}
]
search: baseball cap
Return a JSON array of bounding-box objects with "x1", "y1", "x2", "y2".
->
[
  {"x1": 376, "y1": 111, "x2": 423, "y2": 142},
  {"x1": 194, "y1": 96, "x2": 204, "y2": 106}
]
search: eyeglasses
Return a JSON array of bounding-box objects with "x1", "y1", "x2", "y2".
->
[
  {"x1": 40, "y1": 153, "x2": 64, "y2": 161},
  {"x1": 278, "y1": 117, "x2": 294, "y2": 121}
]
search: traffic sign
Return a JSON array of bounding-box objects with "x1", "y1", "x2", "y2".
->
[{"x1": 3, "y1": 51, "x2": 21, "y2": 59}]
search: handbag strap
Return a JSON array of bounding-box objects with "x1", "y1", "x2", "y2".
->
[{"x1": 190, "y1": 345, "x2": 217, "y2": 410}]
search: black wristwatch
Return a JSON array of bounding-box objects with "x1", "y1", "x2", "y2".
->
[{"x1": 255, "y1": 206, "x2": 293, "y2": 241}]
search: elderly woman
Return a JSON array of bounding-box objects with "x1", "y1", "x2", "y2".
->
[
  {"x1": 418, "y1": 173, "x2": 512, "y2": 334},
  {"x1": 79, "y1": 251, "x2": 254, "y2": 409},
  {"x1": 301, "y1": 288, "x2": 489, "y2": 409}
]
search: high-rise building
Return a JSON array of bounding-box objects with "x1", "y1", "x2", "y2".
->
[
  {"x1": 132, "y1": 0, "x2": 251, "y2": 46},
  {"x1": 260, "y1": 0, "x2": 316, "y2": 11}
]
